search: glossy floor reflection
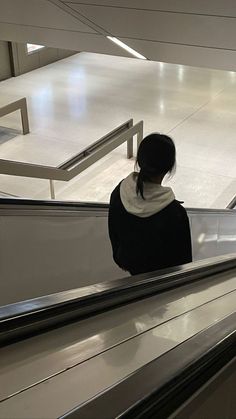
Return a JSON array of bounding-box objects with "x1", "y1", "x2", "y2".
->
[{"x1": 0, "y1": 52, "x2": 235, "y2": 207}]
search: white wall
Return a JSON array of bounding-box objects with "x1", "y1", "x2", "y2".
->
[
  {"x1": 11, "y1": 42, "x2": 77, "y2": 76},
  {"x1": 0, "y1": 41, "x2": 12, "y2": 81}
]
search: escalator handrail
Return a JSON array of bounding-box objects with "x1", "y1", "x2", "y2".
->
[
  {"x1": 64, "y1": 313, "x2": 236, "y2": 419},
  {"x1": 0, "y1": 197, "x2": 109, "y2": 210},
  {"x1": 0, "y1": 198, "x2": 236, "y2": 215},
  {"x1": 1, "y1": 254, "x2": 236, "y2": 346}
]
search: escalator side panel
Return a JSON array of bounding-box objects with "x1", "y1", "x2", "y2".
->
[
  {"x1": 0, "y1": 207, "x2": 236, "y2": 305},
  {"x1": 0, "y1": 214, "x2": 122, "y2": 305},
  {"x1": 189, "y1": 211, "x2": 236, "y2": 261}
]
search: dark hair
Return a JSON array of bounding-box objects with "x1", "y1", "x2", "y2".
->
[{"x1": 136, "y1": 133, "x2": 176, "y2": 199}]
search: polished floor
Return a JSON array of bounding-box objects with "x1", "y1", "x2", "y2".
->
[{"x1": 0, "y1": 52, "x2": 236, "y2": 207}]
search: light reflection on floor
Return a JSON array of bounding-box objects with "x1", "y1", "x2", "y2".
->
[{"x1": 0, "y1": 52, "x2": 235, "y2": 208}]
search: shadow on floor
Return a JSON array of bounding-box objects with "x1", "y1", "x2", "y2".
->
[
  {"x1": 0, "y1": 126, "x2": 21, "y2": 144},
  {"x1": 0, "y1": 190, "x2": 18, "y2": 197}
]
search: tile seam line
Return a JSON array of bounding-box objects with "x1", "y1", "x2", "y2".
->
[
  {"x1": 49, "y1": 0, "x2": 112, "y2": 36},
  {"x1": 2, "y1": 20, "x2": 236, "y2": 51},
  {"x1": 119, "y1": 36, "x2": 236, "y2": 52},
  {"x1": 166, "y1": 87, "x2": 227, "y2": 135},
  {"x1": 46, "y1": 0, "x2": 236, "y2": 54},
  {"x1": 0, "y1": 287, "x2": 235, "y2": 404},
  {"x1": 0, "y1": 20, "x2": 97, "y2": 35},
  {"x1": 64, "y1": 3, "x2": 236, "y2": 19},
  {"x1": 174, "y1": 163, "x2": 236, "y2": 182},
  {"x1": 52, "y1": 158, "x2": 236, "y2": 185},
  {"x1": 21, "y1": 132, "x2": 86, "y2": 146}
]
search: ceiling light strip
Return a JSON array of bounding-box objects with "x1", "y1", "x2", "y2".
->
[{"x1": 107, "y1": 36, "x2": 147, "y2": 60}]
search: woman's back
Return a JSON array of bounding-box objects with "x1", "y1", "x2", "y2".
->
[
  {"x1": 109, "y1": 179, "x2": 192, "y2": 275},
  {"x1": 108, "y1": 133, "x2": 192, "y2": 276}
]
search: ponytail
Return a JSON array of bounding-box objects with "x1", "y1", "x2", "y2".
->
[
  {"x1": 135, "y1": 133, "x2": 176, "y2": 200},
  {"x1": 136, "y1": 169, "x2": 145, "y2": 200}
]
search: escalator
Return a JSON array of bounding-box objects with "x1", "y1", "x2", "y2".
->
[
  {"x1": 0, "y1": 253, "x2": 235, "y2": 418},
  {"x1": 0, "y1": 198, "x2": 236, "y2": 305},
  {"x1": 0, "y1": 197, "x2": 235, "y2": 418}
]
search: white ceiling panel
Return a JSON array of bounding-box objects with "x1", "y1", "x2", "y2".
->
[
  {"x1": 1, "y1": 0, "x2": 236, "y2": 71},
  {"x1": 0, "y1": 21, "x2": 132, "y2": 57},
  {"x1": 0, "y1": 0, "x2": 95, "y2": 32},
  {"x1": 65, "y1": 0, "x2": 236, "y2": 17},
  {"x1": 121, "y1": 36, "x2": 236, "y2": 72},
  {"x1": 67, "y1": 4, "x2": 236, "y2": 50}
]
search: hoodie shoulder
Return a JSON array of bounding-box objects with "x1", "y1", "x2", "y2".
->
[
  {"x1": 165, "y1": 199, "x2": 188, "y2": 218},
  {"x1": 110, "y1": 182, "x2": 122, "y2": 204}
]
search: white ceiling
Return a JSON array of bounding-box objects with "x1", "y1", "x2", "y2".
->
[{"x1": 1, "y1": 0, "x2": 236, "y2": 70}]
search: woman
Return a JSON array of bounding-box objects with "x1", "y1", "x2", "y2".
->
[{"x1": 108, "y1": 133, "x2": 192, "y2": 275}]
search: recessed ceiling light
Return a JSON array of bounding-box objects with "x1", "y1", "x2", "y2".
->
[{"x1": 107, "y1": 36, "x2": 147, "y2": 60}]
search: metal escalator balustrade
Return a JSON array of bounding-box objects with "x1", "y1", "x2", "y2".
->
[
  {"x1": 0, "y1": 274, "x2": 235, "y2": 418},
  {"x1": 0, "y1": 198, "x2": 235, "y2": 417},
  {"x1": 0, "y1": 198, "x2": 236, "y2": 305},
  {"x1": 62, "y1": 314, "x2": 236, "y2": 419},
  {"x1": 1, "y1": 253, "x2": 236, "y2": 346}
]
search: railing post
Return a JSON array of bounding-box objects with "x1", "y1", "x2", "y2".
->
[
  {"x1": 49, "y1": 180, "x2": 55, "y2": 199},
  {"x1": 127, "y1": 119, "x2": 134, "y2": 159},
  {"x1": 20, "y1": 98, "x2": 30, "y2": 135},
  {"x1": 137, "y1": 120, "x2": 144, "y2": 150}
]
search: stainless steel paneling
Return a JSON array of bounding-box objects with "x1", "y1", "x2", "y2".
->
[
  {"x1": 1, "y1": 271, "x2": 235, "y2": 402},
  {"x1": 190, "y1": 213, "x2": 219, "y2": 260},
  {"x1": 0, "y1": 213, "x2": 123, "y2": 305},
  {"x1": 218, "y1": 214, "x2": 236, "y2": 255},
  {"x1": 0, "y1": 207, "x2": 235, "y2": 305},
  {"x1": 0, "y1": 290, "x2": 235, "y2": 418},
  {"x1": 172, "y1": 359, "x2": 236, "y2": 419},
  {"x1": 189, "y1": 210, "x2": 236, "y2": 260}
]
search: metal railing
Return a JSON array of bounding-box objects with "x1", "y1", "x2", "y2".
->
[
  {"x1": 0, "y1": 97, "x2": 30, "y2": 135},
  {"x1": 227, "y1": 195, "x2": 236, "y2": 210},
  {"x1": 0, "y1": 119, "x2": 143, "y2": 199}
]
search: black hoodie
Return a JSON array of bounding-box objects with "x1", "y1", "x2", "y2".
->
[{"x1": 108, "y1": 174, "x2": 192, "y2": 275}]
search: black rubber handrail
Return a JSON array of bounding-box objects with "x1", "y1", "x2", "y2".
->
[
  {"x1": 1, "y1": 198, "x2": 236, "y2": 215},
  {"x1": 0, "y1": 197, "x2": 109, "y2": 210},
  {"x1": 1, "y1": 254, "x2": 236, "y2": 346},
  {"x1": 64, "y1": 313, "x2": 236, "y2": 419}
]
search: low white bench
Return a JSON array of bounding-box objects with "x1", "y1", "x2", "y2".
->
[{"x1": 0, "y1": 97, "x2": 30, "y2": 135}]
